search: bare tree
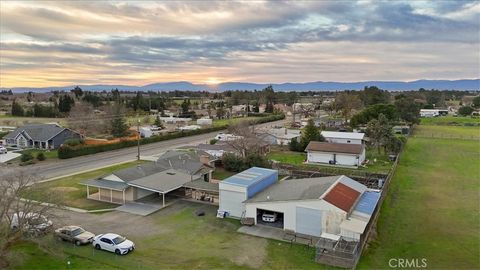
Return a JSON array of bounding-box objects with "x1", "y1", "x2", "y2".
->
[
  {"x1": 226, "y1": 121, "x2": 265, "y2": 158},
  {"x1": 0, "y1": 168, "x2": 63, "y2": 267},
  {"x1": 67, "y1": 103, "x2": 99, "y2": 137},
  {"x1": 334, "y1": 92, "x2": 362, "y2": 122}
]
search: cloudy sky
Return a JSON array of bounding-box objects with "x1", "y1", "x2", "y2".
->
[{"x1": 0, "y1": 0, "x2": 479, "y2": 88}]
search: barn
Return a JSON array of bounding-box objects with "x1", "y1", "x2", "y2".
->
[
  {"x1": 244, "y1": 175, "x2": 379, "y2": 239},
  {"x1": 218, "y1": 167, "x2": 278, "y2": 218}
]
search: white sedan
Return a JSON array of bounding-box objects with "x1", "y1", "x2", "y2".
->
[{"x1": 92, "y1": 233, "x2": 135, "y2": 255}]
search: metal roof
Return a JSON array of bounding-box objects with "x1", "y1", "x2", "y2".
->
[
  {"x1": 321, "y1": 131, "x2": 365, "y2": 140},
  {"x1": 222, "y1": 167, "x2": 277, "y2": 188},
  {"x1": 323, "y1": 182, "x2": 361, "y2": 212},
  {"x1": 305, "y1": 141, "x2": 363, "y2": 154},
  {"x1": 245, "y1": 176, "x2": 341, "y2": 203},
  {"x1": 128, "y1": 169, "x2": 198, "y2": 193},
  {"x1": 352, "y1": 191, "x2": 381, "y2": 216},
  {"x1": 81, "y1": 179, "x2": 129, "y2": 191}
]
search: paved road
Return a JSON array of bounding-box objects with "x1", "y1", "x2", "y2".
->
[{"x1": 22, "y1": 119, "x2": 287, "y2": 180}]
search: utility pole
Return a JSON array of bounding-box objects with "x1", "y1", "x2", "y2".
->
[{"x1": 137, "y1": 116, "x2": 140, "y2": 161}]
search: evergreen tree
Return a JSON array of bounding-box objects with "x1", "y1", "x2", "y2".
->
[
  {"x1": 58, "y1": 94, "x2": 74, "y2": 113},
  {"x1": 300, "y1": 119, "x2": 324, "y2": 149},
  {"x1": 11, "y1": 99, "x2": 24, "y2": 116},
  {"x1": 154, "y1": 115, "x2": 164, "y2": 128},
  {"x1": 110, "y1": 105, "x2": 128, "y2": 138}
]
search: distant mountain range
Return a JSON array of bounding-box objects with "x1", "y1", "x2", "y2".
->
[{"x1": 3, "y1": 79, "x2": 479, "y2": 92}]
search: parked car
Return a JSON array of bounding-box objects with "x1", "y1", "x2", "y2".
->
[
  {"x1": 55, "y1": 226, "x2": 95, "y2": 246},
  {"x1": 11, "y1": 212, "x2": 53, "y2": 234},
  {"x1": 0, "y1": 146, "x2": 7, "y2": 154},
  {"x1": 92, "y1": 233, "x2": 135, "y2": 255},
  {"x1": 262, "y1": 211, "x2": 278, "y2": 223}
]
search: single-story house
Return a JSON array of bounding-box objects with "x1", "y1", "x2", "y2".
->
[
  {"x1": 305, "y1": 141, "x2": 366, "y2": 167},
  {"x1": 243, "y1": 175, "x2": 381, "y2": 240},
  {"x1": 81, "y1": 150, "x2": 216, "y2": 206},
  {"x1": 4, "y1": 123, "x2": 82, "y2": 149},
  {"x1": 321, "y1": 131, "x2": 365, "y2": 145},
  {"x1": 258, "y1": 128, "x2": 301, "y2": 146}
]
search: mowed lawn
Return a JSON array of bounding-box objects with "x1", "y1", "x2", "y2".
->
[
  {"x1": 23, "y1": 161, "x2": 145, "y2": 210},
  {"x1": 359, "y1": 133, "x2": 480, "y2": 269},
  {"x1": 7, "y1": 203, "x2": 328, "y2": 270}
]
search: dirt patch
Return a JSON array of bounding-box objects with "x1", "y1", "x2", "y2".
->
[
  {"x1": 51, "y1": 187, "x2": 78, "y2": 192},
  {"x1": 230, "y1": 235, "x2": 267, "y2": 268}
]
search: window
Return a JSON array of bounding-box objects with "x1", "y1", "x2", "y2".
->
[{"x1": 100, "y1": 238, "x2": 112, "y2": 244}]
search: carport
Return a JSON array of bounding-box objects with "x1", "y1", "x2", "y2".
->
[{"x1": 127, "y1": 169, "x2": 200, "y2": 207}]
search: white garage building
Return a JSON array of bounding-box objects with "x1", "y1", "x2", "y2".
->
[
  {"x1": 244, "y1": 175, "x2": 380, "y2": 239},
  {"x1": 219, "y1": 167, "x2": 278, "y2": 218},
  {"x1": 305, "y1": 141, "x2": 366, "y2": 167}
]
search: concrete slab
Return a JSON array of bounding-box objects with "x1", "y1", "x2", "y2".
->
[
  {"x1": 116, "y1": 202, "x2": 163, "y2": 216},
  {"x1": 0, "y1": 152, "x2": 21, "y2": 163}
]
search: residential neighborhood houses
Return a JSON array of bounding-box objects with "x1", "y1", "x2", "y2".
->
[{"x1": 0, "y1": 85, "x2": 478, "y2": 270}]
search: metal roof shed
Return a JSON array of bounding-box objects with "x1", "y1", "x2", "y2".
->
[{"x1": 219, "y1": 167, "x2": 278, "y2": 218}]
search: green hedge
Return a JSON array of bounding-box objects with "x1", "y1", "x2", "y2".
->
[{"x1": 58, "y1": 114, "x2": 285, "y2": 159}]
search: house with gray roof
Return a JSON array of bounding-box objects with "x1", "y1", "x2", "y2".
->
[
  {"x1": 80, "y1": 150, "x2": 216, "y2": 206},
  {"x1": 4, "y1": 123, "x2": 82, "y2": 149}
]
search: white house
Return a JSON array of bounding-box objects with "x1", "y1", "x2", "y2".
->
[
  {"x1": 305, "y1": 141, "x2": 366, "y2": 167},
  {"x1": 321, "y1": 131, "x2": 365, "y2": 145},
  {"x1": 259, "y1": 128, "x2": 301, "y2": 146},
  {"x1": 244, "y1": 175, "x2": 380, "y2": 239}
]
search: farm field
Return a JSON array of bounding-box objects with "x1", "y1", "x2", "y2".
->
[
  {"x1": 420, "y1": 115, "x2": 480, "y2": 125},
  {"x1": 0, "y1": 116, "x2": 67, "y2": 127},
  {"x1": 22, "y1": 161, "x2": 145, "y2": 210},
  {"x1": 358, "y1": 126, "x2": 480, "y2": 269},
  {"x1": 6, "y1": 202, "x2": 329, "y2": 270}
]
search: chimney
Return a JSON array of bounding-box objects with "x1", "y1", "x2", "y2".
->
[{"x1": 199, "y1": 154, "x2": 210, "y2": 166}]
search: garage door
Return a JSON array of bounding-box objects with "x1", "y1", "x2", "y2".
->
[
  {"x1": 219, "y1": 190, "x2": 246, "y2": 218},
  {"x1": 296, "y1": 206, "x2": 322, "y2": 237}
]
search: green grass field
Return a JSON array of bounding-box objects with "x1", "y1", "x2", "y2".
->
[
  {"x1": 7, "y1": 204, "x2": 329, "y2": 270},
  {"x1": 267, "y1": 150, "x2": 306, "y2": 165},
  {"x1": 359, "y1": 126, "x2": 480, "y2": 269},
  {"x1": 414, "y1": 125, "x2": 480, "y2": 139},
  {"x1": 23, "y1": 161, "x2": 145, "y2": 210},
  {"x1": 19, "y1": 149, "x2": 58, "y2": 159},
  {"x1": 212, "y1": 116, "x2": 260, "y2": 127},
  {"x1": 420, "y1": 116, "x2": 480, "y2": 125}
]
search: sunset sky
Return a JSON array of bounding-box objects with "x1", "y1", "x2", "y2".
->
[{"x1": 0, "y1": 1, "x2": 479, "y2": 88}]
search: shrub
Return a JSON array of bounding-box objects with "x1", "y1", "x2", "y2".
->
[
  {"x1": 36, "y1": 152, "x2": 46, "y2": 161},
  {"x1": 222, "y1": 153, "x2": 246, "y2": 172},
  {"x1": 20, "y1": 152, "x2": 34, "y2": 162},
  {"x1": 64, "y1": 138, "x2": 83, "y2": 147},
  {"x1": 209, "y1": 139, "x2": 218, "y2": 145}
]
